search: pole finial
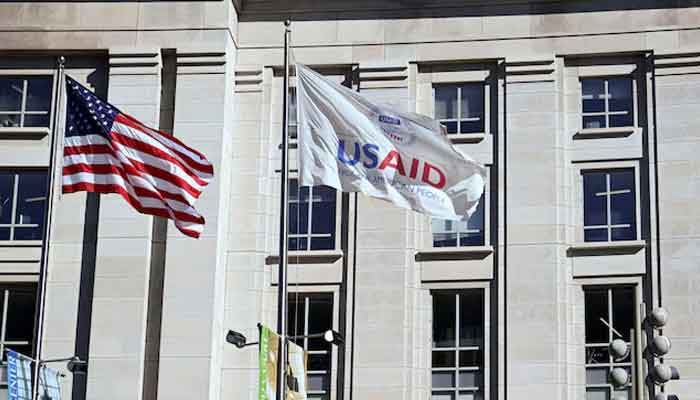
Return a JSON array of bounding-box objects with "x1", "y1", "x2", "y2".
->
[
  {"x1": 58, "y1": 56, "x2": 66, "y2": 67},
  {"x1": 284, "y1": 19, "x2": 291, "y2": 27}
]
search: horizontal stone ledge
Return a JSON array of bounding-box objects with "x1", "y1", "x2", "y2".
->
[
  {"x1": 567, "y1": 240, "x2": 646, "y2": 257},
  {"x1": 265, "y1": 249, "x2": 344, "y2": 265},
  {"x1": 573, "y1": 126, "x2": 640, "y2": 140},
  {"x1": 0, "y1": 127, "x2": 50, "y2": 140},
  {"x1": 415, "y1": 246, "x2": 493, "y2": 262}
]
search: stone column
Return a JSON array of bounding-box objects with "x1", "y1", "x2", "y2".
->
[
  {"x1": 156, "y1": 47, "x2": 235, "y2": 400},
  {"x1": 503, "y1": 58, "x2": 568, "y2": 400},
  {"x1": 85, "y1": 49, "x2": 162, "y2": 400}
]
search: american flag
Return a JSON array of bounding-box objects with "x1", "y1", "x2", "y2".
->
[{"x1": 62, "y1": 76, "x2": 213, "y2": 238}]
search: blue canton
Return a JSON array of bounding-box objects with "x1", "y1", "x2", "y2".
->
[{"x1": 65, "y1": 76, "x2": 119, "y2": 139}]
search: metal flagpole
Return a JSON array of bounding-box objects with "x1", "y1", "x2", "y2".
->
[
  {"x1": 276, "y1": 19, "x2": 292, "y2": 400},
  {"x1": 32, "y1": 55, "x2": 66, "y2": 400}
]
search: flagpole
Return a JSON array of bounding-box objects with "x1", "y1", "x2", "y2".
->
[
  {"x1": 276, "y1": 19, "x2": 292, "y2": 400},
  {"x1": 32, "y1": 55, "x2": 66, "y2": 400}
]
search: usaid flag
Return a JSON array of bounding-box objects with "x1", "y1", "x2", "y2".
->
[{"x1": 296, "y1": 63, "x2": 486, "y2": 220}]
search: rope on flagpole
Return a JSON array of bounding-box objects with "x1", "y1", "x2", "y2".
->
[{"x1": 32, "y1": 55, "x2": 66, "y2": 400}]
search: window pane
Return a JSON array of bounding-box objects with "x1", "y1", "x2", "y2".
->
[
  {"x1": 610, "y1": 192, "x2": 634, "y2": 226},
  {"x1": 15, "y1": 172, "x2": 47, "y2": 236},
  {"x1": 287, "y1": 296, "x2": 306, "y2": 340},
  {"x1": 308, "y1": 373, "x2": 328, "y2": 392},
  {"x1": 583, "y1": 172, "x2": 607, "y2": 227},
  {"x1": 583, "y1": 115, "x2": 606, "y2": 129},
  {"x1": 460, "y1": 85, "x2": 484, "y2": 119},
  {"x1": 458, "y1": 392, "x2": 481, "y2": 400},
  {"x1": 433, "y1": 218, "x2": 458, "y2": 247},
  {"x1": 584, "y1": 228, "x2": 608, "y2": 242},
  {"x1": 611, "y1": 227, "x2": 635, "y2": 241},
  {"x1": 608, "y1": 78, "x2": 632, "y2": 113},
  {"x1": 0, "y1": 78, "x2": 24, "y2": 112},
  {"x1": 459, "y1": 350, "x2": 482, "y2": 367},
  {"x1": 307, "y1": 294, "x2": 333, "y2": 350},
  {"x1": 612, "y1": 287, "x2": 635, "y2": 342},
  {"x1": 0, "y1": 173, "x2": 14, "y2": 224},
  {"x1": 25, "y1": 77, "x2": 52, "y2": 112},
  {"x1": 311, "y1": 186, "x2": 336, "y2": 234},
  {"x1": 0, "y1": 228, "x2": 9, "y2": 240},
  {"x1": 585, "y1": 289, "x2": 609, "y2": 343},
  {"x1": 432, "y1": 371, "x2": 455, "y2": 388},
  {"x1": 433, "y1": 293, "x2": 456, "y2": 348},
  {"x1": 458, "y1": 371, "x2": 479, "y2": 388},
  {"x1": 435, "y1": 86, "x2": 458, "y2": 120},
  {"x1": 458, "y1": 231, "x2": 484, "y2": 247},
  {"x1": 459, "y1": 291, "x2": 484, "y2": 347},
  {"x1": 5, "y1": 288, "x2": 37, "y2": 342},
  {"x1": 610, "y1": 170, "x2": 634, "y2": 192},
  {"x1": 582, "y1": 79, "x2": 605, "y2": 113},
  {"x1": 289, "y1": 237, "x2": 308, "y2": 251},
  {"x1": 0, "y1": 114, "x2": 21, "y2": 128},
  {"x1": 432, "y1": 392, "x2": 455, "y2": 400},
  {"x1": 308, "y1": 353, "x2": 330, "y2": 372},
  {"x1": 432, "y1": 351, "x2": 456, "y2": 368},
  {"x1": 586, "y1": 387, "x2": 610, "y2": 400},
  {"x1": 442, "y1": 121, "x2": 458, "y2": 134},
  {"x1": 609, "y1": 113, "x2": 633, "y2": 128},
  {"x1": 459, "y1": 120, "x2": 483, "y2": 134},
  {"x1": 23, "y1": 114, "x2": 50, "y2": 128},
  {"x1": 612, "y1": 389, "x2": 630, "y2": 400},
  {"x1": 586, "y1": 367, "x2": 609, "y2": 385},
  {"x1": 586, "y1": 346, "x2": 609, "y2": 364},
  {"x1": 288, "y1": 87, "x2": 297, "y2": 126}
]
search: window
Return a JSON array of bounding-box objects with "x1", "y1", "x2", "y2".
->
[
  {"x1": 0, "y1": 171, "x2": 48, "y2": 241},
  {"x1": 432, "y1": 290, "x2": 485, "y2": 400},
  {"x1": 0, "y1": 284, "x2": 38, "y2": 361},
  {"x1": 581, "y1": 77, "x2": 633, "y2": 129},
  {"x1": 583, "y1": 169, "x2": 636, "y2": 242},
  {"x1": 432, "y1": 195, "x2": 485, "y2": 247},
  {"x1": 584, "y1": 286, "x2": 635, "y2": 400},
  {"x1": 288, "y1": 179, "x2": 336, "y2": 251},
  {"x1": 288, "y1": 293, "x2": 334, "y2": 400},
  {"x1": 288, "y1": 87, "x2": 297, "y2": 139},
  {"x1": 0, "y1": 76, "x2": 53, "y2": 128},
  {"x1": 434, "y1": 84, "x2": 485, "y2": 134}
]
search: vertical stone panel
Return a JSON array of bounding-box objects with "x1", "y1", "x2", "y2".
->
[
  {"x1": 654, "y1": 63, "x2": 700, "y2": 400},
  {"x1": 84, "y1": 50, "x2": 162, "y2": 400},
  {"x1": 156, "y1": 46, "x2": 234, "y2": 400}
]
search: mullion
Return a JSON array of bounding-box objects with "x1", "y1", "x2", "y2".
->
[
  {"x1": 606, "y1": 174, "x2": 612, "y2": 241},
  {"x1": 19, "y1": 79, "x2": 28, "y2": 127},
  {"x1": 0, "y1": 289, "x2": 8, "y2": 358},
  {"x1": 9, "y1": 174, "x2": 19, "y2": 240}
]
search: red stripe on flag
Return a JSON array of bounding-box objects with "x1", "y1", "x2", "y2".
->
[
  {"x1": 62, "y1": 182, "x2": 204, "y2": 238},
  {"x1": 114, "y1": 114, "x2": 214, "y2": 175},
  {"x1": 109, "y1": 130, "x2": 210, "y2": 188},
  {"x1": 62, "y1": 163, "x2": 195, "y2": 206}
]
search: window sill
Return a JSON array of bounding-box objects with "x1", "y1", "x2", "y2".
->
[
  {"x1": 0, "y1": 240, "x2": 42, "y2": 248},
  {"x1": 573, "y1": 127, "x2": 640, "y2": 140},
  {"x1": 415, "y1": 246, "x2": 493, "y2": 261},
  {"x1": 447, "y1": 132, "x2": 487, "y2": 144},
  {"x1": 265, "y1": 249, "x2": 343, "y2": 265},
  {"x1": 0, "y1": 127, "x2": 50, "y2": 140},
  {"x1": 567, "y1": 240, "x2": 646, "y2": 256}
]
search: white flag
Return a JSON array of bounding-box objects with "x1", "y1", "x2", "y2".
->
[{"x1": 295, "y1": 63, "x2": 487, "y2": 220}]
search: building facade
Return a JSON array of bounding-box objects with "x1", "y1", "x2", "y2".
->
[{"x1": 0, "y1": 1, "x2": 699, "y2": 400}]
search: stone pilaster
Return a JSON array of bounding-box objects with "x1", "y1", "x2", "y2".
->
[
  {"x1": 85, "y1": 49, "x2": 162, "y2": 400},
  {"x1": 156, "y1": 48, "x2": 234, "y2": 400}
]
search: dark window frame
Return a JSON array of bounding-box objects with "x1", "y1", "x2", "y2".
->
[
  {"x1": 582, "y1": 168, "x2": 637, "y2": 243},
  {"x1": 434, "y1": 83, "x2": 486, "y2": 135},
  {"x1": 0, "y1": 75, "x2": 54, "y2": 129},
  {"x1": 0, "y1": 169, "x2": 49, "y2": 241}
]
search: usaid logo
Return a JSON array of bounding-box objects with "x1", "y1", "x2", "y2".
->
[{"x1": 378, "y1": 114, "x2": 416, "y2": 145}]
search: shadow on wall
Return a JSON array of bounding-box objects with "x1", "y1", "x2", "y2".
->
[{"x1": 236, "y1": 0, "x2": 700, "y2": 21}]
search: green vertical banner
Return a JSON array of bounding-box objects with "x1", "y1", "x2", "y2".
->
[{"x1": 259, "y1": 325, "x2": 279, "y2": 400}]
